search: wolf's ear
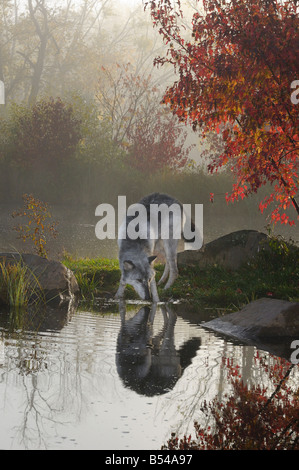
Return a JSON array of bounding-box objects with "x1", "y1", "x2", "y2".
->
[
  {"x1": 148, "y1": 256, "x2": 157, "y2": 265},
  {"x1": 123, "y1": 260, "x2": 135, "y2": 270}
]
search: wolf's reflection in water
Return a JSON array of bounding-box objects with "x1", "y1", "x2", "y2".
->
[{"x1": 116, "y1": 302, "x2": 202, "y2": 396}]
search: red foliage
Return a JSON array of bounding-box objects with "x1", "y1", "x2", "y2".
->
[
  {"x1": 145, "y1": 0, "x2": 299, "y2": 224},
  {"x1": 126, "y1": 108, "x2": 191, "y2": 174},
  {"x1": 163, "y1": 354, "x2": 299, "y2": 450}
]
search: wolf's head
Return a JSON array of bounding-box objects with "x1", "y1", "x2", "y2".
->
[{"x1": 121, "y1": 255, "x2": 157, "y2": 300}]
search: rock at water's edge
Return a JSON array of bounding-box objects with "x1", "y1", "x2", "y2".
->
[
  {"x1": 0, "y1": 252, "x2": 79, "y2": 305},
  {"x1": 203, "y1": 298, "x2": 299, "y2": 339}
]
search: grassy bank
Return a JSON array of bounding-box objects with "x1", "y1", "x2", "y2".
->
[{"x1": 62, "y1": 236, "x2": 299, "y2": 312}]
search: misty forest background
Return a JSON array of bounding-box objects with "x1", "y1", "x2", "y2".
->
[{"x1": 0, "y1": 0, "x2": 296, "y2": 255}]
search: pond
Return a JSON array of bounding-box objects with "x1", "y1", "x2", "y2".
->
[
  {"x1": 0, "y1": 203, "x2": 298, "y2": 259},
  {"x1": 0, "y1": 300, "x2": 297, "y2": 450}
]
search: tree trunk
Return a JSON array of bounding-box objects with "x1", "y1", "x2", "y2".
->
[{"x1": 27, "y1": 0, "x2": 49, "y2": 105}]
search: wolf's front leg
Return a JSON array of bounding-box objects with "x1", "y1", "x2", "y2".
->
[
  {"x1": 150, "y1": 277, "x2": 159, "y2": 302},
  {"x1": 115, "y1": 280, "x2": 126, "y2": 299}
]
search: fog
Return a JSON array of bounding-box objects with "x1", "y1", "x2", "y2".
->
[{"x1": 0, "y1": 0, "x2": 297, "y2": 257}]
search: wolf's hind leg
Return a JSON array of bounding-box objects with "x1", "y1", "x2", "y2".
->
[
  {"x1": 163, "y1": 241, "x2": 179, "y2": 290},
  {"x1": 158, "y1": 262, "x2": 169, "y2": 285},
  {"x1": 164, "y1": 266, "x2": 178, "y2": 290}
]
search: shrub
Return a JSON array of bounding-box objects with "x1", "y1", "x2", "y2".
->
[
  {"x1": 12, "y1": 193, "x2": 58, "y2": 258},
  {"x1": 162, "y1": 355, "x2": 299, "y2": 450},
  {"x1": 2, "y1": 97, "x2": 81, "y2": 171}
]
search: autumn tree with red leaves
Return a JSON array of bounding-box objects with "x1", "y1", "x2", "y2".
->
[{"x1": 145, "y1": 0, "x2": 299, "y2": 225}]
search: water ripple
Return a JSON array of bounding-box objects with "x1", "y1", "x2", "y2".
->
[{"x1": 0, "y1": 303, "x2": 297, "y2": 450}]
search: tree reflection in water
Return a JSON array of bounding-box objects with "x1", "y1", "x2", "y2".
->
[
  {"x1": 1, "y1": 298, "x2": 297, "y2": 450},
  {"x1": 0, "y1": 299, "x2": 77, "y2": 449}
]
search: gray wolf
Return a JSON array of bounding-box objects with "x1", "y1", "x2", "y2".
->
[{"x1": 115, "y1": 192, "x2": 196, "y2": 302}]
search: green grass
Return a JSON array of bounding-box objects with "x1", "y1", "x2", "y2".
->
[
  {"x1": 0, "y1": 259, "x2": 46, "y2": 329},
  {"x1": 62, "y1": 236, "x2": 299, "y2": 313},
  {"x1": 160, "y1": 236, "x2": 299, "y2": 311},
  {"x1": 62, "y1": 254, "x2": 121, "y2": 300},
  {"x1": 0, "y1": 260, "x2": 44, "y2": 308},
  {"x1": 0, "y1": 261, "x2": 30, "y2": 309}
]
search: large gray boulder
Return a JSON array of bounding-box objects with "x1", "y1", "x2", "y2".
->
[
  {"x1": 0, "y1": 252, "x2": 79, "y2": 305},
  {"x1": 204, "y1": 298, "x2": 299, "y2": 338},
  {"x1": 203, "y1": 298, "x2": 299, "y2": 359},
  {"x1": 178, "y1": 229, "x2": 267, "y2": 269}
]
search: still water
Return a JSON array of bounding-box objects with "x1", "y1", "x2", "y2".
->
[
  {"x1": 0, "y1": 300, "x2": 297, "y2": 450},
  {"x1": 0, "y1": 203, "x2": 298, "y2": 259}
]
